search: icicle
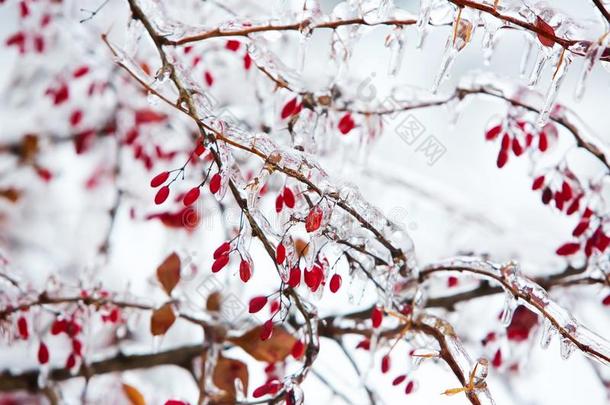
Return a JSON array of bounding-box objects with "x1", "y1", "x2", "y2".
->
[
  {"x1": 536, "y1": 49, "x2": 571, "y2": 128},
  {"x1": 362, "y1": 0, "x2": 394, "y2": 24},
  {"x1": 385, "y1": 26, "x2": 406, "y2": 76},
  {"x1": 528, "y1": 50, "x2": 550, "y2": 87},
  {"x1": 540, "y1": 318, "x2": 556, "y2": 349},
  {"x1": 575, "y1": 33, "x2": 609, "y2": 101},
  {"x1": 471, "y1": 358, "x2": 489, "y2": 386},
  {"x1": 432, "y1": 7, "x2": 474, "y2": 93},
  {"x1": 296, "y1": 29, "x2": 313, "y2": 75},
  {"x1": 520, "y1": 36, "x2": 534, "y2": 78},
  {"x1": 500, "y1": 295, "x2": 516, "y2": 327},
  {"x1": 560, "y1": 335, "x2": 575, "y2": 359},
  {"x1": 481, "y1": 18, "x2": 501, "y2": 66},
  {"x1": 417, "y1": 0, "x2": 432, "y2": 49}
]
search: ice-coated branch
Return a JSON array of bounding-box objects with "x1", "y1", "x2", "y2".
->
[{"x1": 421, "y1": 256, "x2": 610, "y2": 365}]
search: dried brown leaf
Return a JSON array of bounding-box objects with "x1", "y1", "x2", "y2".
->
[
  {"x1": 212, "y1": 354, "x2": 249, "y2": 401},
  {"x1": 229, "y1": 325, "x2": 296, "y2": 363},
  {"x1": 156, "y1": 252, "x2": 181, "y2": 295},
  {"x1": 150, "y1": 303, "x2": 176, "y2": 336},
  {"x1": 122, "y1": 383, "x2": 146, "y2": 405}
]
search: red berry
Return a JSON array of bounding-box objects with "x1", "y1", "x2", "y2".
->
[
  {"x1": 260, "y1": 319, "x2": 273, "y2": 340},
  {"x1": 183, "y1": 187, "x2": 200, "y2": 206},
  {"x1": 73, "y1": 66, "x2": 89, "y2": 78},
  {"x1": 72, "y1": 339, "x2": 82, "y2": 356},
  {"x1": 194, "y1": 143, "x2": 205, "y2": 156},
  {"x1": 209, "y1": 173, "x2": 221, "y2": 194},
  {"x1": 392, "y1": 375, "x2": 407, "y2": 386},
  {"x1": 281, "y1": 97, "x2": 299, "y2": 120},
  {"x1": 381, "y1": 354, "x2": 391, "y2": 373},
  {"x1": 204, "y1": 71, "x2": 213, "y2": 87},
  {"x1": 243, "y1": 53, "x2": 252, "y2": 70},
  {"x1": 225, "y1": 40, "x2": 240, "y2": 51},
  {"x1": 485, "y1": 124, "x2": 502, "y2": 140},
  {"x1": 532, "y1": 175, "x2": 545, "y2": 190},
  {"x1": 275, "y1": 194, "x2": 284, "y2": 213},
  {"x1": 538, "y1": 132, "x2": 548, "y2": 151},
  {"x1": 17, "y1": 316, "x2": 28, "y2": 339},
  {"x1": 66, "y1": 353, "x2": 76, "y2": 369},
  {"x1": 447, "y1": 276, "x2": 458, "y2": 288},
  {"x1": 371, "y1": 306, "x2": 383, "y2": 328},
  {"x1": 496, "y1": 149, "x2": 509, "y2": 168},
  {"x1": 602, "y1": 294, "x2": 610, "y2": 306},
  {"x1": 572, "y1": 220, "x2": 589, "y2": 237},
  {"x1": 150, "y1": 171, "x2": 169, "y2": 187},
  {"x1": 329, "y1": 274, "x2": 342, "y2": 293},
  {"x1": 212, "y1": 254, "x2": 230, "y2": 273},
  {"x1": 249, "y1": 296, "x2": 268, "y2": 313},
  {"x1": 288, "y1": 267, "x2": 301, "y2": 288},
  {"x1": 51, "y1": 319, "x2": 67, "y2": 335},
  {"x1": 70, "y1": 110, "x2": 83, "y2": 127},
  {"x1": 492, "y1": 349, "x2": 502, "y2": 368},
  {"x1": 155, "y1": 186, "x2": 170, "y2": 205},
  {"x1": 338, "y1": 113, "x2": 355, "y2": 135},
  {"x1": 239, "y1": 260, "x2": 251, "y2": 283},
  {"x1": 356, "y1": 339, "x2": 370, "y2": 350},
  {"x1": 556, "y1": 242, "x2": 580, "y2": 256},
  {"x1": 276, "y1": 243, "x2": 286, "y2": 265},
  {"x1": 291, "y1": 339, "x2": 305, "y2": 359},
  {"x1": 511, "y1": 138, "x2": 523, "y2": 156},
  {"x1": 213, "y1": 242, "x2": 231, "y2": 259},
  {"x1": 283, "y1": 187, "x2": 295, "y2": 208},
  {"x1": 305, "y1": 206, "x2": 323, "y2": 232},
  {"x1": 38, "y1": 342, "x2": 49, "y2": 364},
  {"x1": 405, "y1": 381, "x2": 415, "y2": 394}
]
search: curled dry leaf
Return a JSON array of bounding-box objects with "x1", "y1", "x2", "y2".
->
[
  {"x1": 229, "y1": 325, "x2": 297, "y2": 363},
  {"x1": 212, "y1": 354, "x2": 249, "y2": 401},
  {"x1": 150, "y1": 303, "x2": 176, "y2": 336},
  {"x1": 206, "y1": 291, "x2": 222, "y2": 312},
  {"x1": 122, "y1": 383, "x2": 146, "y2": 405},
  {"x1": 0, "y1": 188, "x2": 21, "y2": 203},
  {"x1": 156, "y1": 252, "x2": 181, "y2": 295}
]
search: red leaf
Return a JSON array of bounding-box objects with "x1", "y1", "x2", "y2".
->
[
  {"x1": 556, "y1": 242, "x2": 580, "y2": 256},
  {"x1": 305, "y1": 206, "x2": 323, "y2": 232},
  {"x1": 151, "y1": 171, "x2": 170, "y2": 188},
  {"x1": 536, "y1": 17, "x2": 556, "y2": 47},
  {"x1": 338, "y1": 113, "x2": 355, "y2": 135},
  {"x1": 155, "y1": 186, "x2": 170, "y2": 205}
]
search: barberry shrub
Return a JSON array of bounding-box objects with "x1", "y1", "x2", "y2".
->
[{"x1": 1, "y1": 0, "x2": 610, "y2": 404}]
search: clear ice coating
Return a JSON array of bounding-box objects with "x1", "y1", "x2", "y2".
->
[
  {"x1": 422, "y1": 256, "x2": 610, "y2": 365},
  {"x1": 536, "y1": 50, "x2": 571, "y2": 128},
  {"x1": 575, "y1": 34, "x2": 610, "y2": 101}
]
